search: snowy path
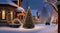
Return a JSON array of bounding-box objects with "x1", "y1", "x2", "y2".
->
[{"x1": 0, "y1": 24, "x2": 58, "y2": 33}]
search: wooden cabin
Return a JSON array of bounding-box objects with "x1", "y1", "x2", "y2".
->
[{"x1": 0, "y1": 0, "x2": 26, "y2": 25}]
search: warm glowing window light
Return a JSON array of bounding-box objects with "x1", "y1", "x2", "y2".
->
[
  {"x1": 11, "y1": 11, "x2": 13, "y2": 20},
  {"x1": 2, "y1": 10, "x2": 5, "y2": 19}
]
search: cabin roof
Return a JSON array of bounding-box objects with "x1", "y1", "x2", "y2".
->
[
  {"x1": 0, "y1": 0, "x2": 19, "y2": 7},
  {"x1": 16, "y1": 7, "x2": 25, "y2": 12}
]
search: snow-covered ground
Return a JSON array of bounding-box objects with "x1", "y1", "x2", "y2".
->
[{"x1": 0, "y1": 24, "x2": 58, "y2": 33}]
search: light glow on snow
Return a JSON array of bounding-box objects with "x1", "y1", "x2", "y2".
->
[{"x1": 0, "y1": 24, "x2": 58, "y2": 33}]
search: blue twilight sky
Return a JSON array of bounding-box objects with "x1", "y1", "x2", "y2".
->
[{"x1": 21, "y1": 0, "x2": 54, "y2": 16}]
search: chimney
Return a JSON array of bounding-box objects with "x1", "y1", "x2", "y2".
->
[{"x1": 17, "y1": 0, "x2": 21, "y2": 6}]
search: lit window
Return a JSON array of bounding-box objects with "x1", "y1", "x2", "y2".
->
[
  {"x1": 2, "y1": 10, "x2": 5, "y2": 19},
  {"x1": 11, "y1": 11, "x2": 13, "y2": 20}
]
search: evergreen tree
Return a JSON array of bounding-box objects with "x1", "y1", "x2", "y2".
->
[{"x1": 23, "y1": 7, "x2": 35, "y2": 29}]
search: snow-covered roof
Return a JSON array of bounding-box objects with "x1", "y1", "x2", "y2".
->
[
  {"x1": 0, "y1": 0, "x2": 19, "y2": 7},
  {"x1": 17, "y1": 7, "x2": 25, "y2": 11},
  {"x1": 16, "y1": 7, "x2": 25, "y2": 12}
]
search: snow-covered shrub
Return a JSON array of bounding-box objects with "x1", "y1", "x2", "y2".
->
[{"x1": 8, "y1": 18, "x2": 22, "y2": 28}]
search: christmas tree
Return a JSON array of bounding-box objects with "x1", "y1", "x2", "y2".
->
[{"x1": 23, "y1": 7, "x2": 35, "y2": 29}]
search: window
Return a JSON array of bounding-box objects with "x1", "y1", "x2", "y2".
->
[
  {"x1": 2, "y1": 10, "x2": 6, "y2": 19},
  {"x1": 11, "y1": 11, "x2": 13, "y2": 20}
]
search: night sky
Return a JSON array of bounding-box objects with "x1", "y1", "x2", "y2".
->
[{"x1": 21, "y1": 0, "x2": 54, "y2": 16}]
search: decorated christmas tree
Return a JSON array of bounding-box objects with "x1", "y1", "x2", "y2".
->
[{"x1": 23, "y1": 7, "x2": 35, "y2": 29}]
